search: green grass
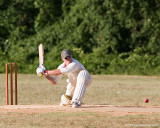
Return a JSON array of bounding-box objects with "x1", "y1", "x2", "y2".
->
[
  {"x1": 0, "y1": 74, "x2": 160, "y2": 128},
  {"x1": 1, "y1": 74, "x2": 160, "y2": 106}
]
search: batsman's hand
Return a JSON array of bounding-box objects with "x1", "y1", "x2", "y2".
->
[{"x1": 36, "y1": 65, "x2": 46, "y2": 77}]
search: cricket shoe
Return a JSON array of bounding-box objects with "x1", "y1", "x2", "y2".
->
[{"x1": 72, "y1": 103, "x2": 81, "y2": 108}]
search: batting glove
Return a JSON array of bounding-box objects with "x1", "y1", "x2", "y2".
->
[
  {"x1": 40, "y1": 65, "x2": 46, "y2": 72},
  {"x1": 36, "y1": 65, "x2": 46, "y2": 77}
]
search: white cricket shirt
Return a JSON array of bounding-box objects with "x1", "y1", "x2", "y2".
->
[{"x1": 53, "y1": 58, "x2": 86, "y2": 86}]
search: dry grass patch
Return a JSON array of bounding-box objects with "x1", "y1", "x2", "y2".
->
[{"x1": 0, "y1": 112, "x2": 160, "y2": 128}]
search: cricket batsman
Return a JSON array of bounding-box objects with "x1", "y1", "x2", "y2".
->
[{"x1": 36, "y1": 49, "x2": 92, "y2": 108}]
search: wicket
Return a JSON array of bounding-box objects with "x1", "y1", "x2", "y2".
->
[{"x1": 6, "y1": 63, "x2": 17, "y2": 105}]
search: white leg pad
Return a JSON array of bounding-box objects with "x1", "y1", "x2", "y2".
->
[
  {"x1": 71, "y1": 70, "x2": 92, "y2": 105},
  {"x1": 59, "y1": 94, "x2": 72, "y2": 106},
  {"x1": 65, "y1": 82, "x2": 75, "y2": 97}
]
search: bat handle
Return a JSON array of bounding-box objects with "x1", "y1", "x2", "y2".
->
[{"x1": 40, "y1": 73, "x2": 43, "y2": 77}]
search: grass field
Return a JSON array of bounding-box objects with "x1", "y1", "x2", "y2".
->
[{"x1": 0, "y1": 74, "x2": 160, "y2": 128}]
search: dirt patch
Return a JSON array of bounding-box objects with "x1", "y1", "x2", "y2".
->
[{"x1": 0, "y1": 105, "x2": 160, "y2": 116}]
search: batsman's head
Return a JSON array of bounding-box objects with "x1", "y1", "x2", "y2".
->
[{"x1": 61, "y1": 49, "x2": 72, "y2": 59}]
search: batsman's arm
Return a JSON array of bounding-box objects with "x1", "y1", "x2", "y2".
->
[
  {"x1": 44, "y1": 69, "x2": 62, "y2": 85},
  {"x1": 45, "y1": 69, "x2": 62, "y2": 75},
  {"x1": 44, "y1": 74, "x2": 57, "y2": 85}
]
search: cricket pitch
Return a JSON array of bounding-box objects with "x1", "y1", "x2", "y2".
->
[{"x1": 1, "y1": 105, "x2": 160, "y2": 116}]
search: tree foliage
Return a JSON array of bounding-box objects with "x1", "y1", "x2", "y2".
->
[{"x1": 0, "y1": 0, "x2": 160, "y2": 75}]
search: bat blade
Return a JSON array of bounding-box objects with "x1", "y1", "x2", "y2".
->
[
  {"x1": 38, "y1": 44, "x2": 44, "y2": 77},
  {"x1": 38, "y1": 44, "x2": 44, "y2": 66}
]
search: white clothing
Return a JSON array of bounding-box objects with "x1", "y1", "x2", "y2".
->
[
  {"x1": 54, "y1": 58, "x2": 86, "y2": 86},
  {"x1": 53, "y1": 58, "x2": 92, "y2": 105}
]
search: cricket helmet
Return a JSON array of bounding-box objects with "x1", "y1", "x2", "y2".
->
[{"x1": 61, "y1": 49, "x2": 72, "y2": 59}]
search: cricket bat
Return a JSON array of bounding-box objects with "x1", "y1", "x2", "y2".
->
[{"x1": 38, "y1": 44, "x2": 44, "y2": 77}]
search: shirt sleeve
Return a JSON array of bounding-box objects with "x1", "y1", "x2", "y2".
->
[
  {"x1": 52, "y1": 74, "x2": 62, "y2": 84},
  {"x1": 51, "y1": 63, "x2": 64, "y2": 84},
  {"x1": 60, "y1": 62, "x2": 80, "y2": 74}
]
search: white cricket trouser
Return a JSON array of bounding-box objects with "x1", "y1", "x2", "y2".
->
[{"x1": 71, "y1": 70, "x2": 92, "y2": 105}]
